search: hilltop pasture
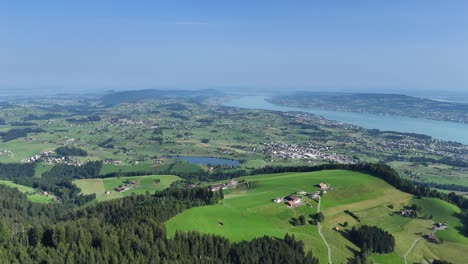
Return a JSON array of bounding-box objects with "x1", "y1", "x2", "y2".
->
[
  {"x1": 165, "y1": 170, "x2": 468, "y2": 264},
  {"x1": 74, "y1": 174, "x2": 181, "y2": 201}
]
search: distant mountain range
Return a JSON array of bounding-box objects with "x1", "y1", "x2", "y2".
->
[{"x1": 100, "y1": 89, "x2": 223, "y2": 105}]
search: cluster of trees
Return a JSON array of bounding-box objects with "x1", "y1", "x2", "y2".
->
[
  {"x1": 98, "y1": 137, "x2": 114, "y2": 148},
  {"x1": 290, "y1": 215, "x2": 307, "y2": 226},
  {"x1": 65, "y1": 115, "x2": 102, "y2": 123},
  {"x1": 310, "y1": 212, "x2": 325, "y2": 224},
  {"x1": 0, "y1": 127, "x2": 45, "y2": 142},
  {"x1": 349, "y1": 225, "x2": 395, "y2": 254},
  {"x1": 344, "y1": 210, "x2": 360, "y2": 222},
  {"x1": 55, "y1": 146, "x2": 88, "y2": 157}
]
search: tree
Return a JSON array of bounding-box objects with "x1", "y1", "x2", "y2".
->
[
  {"x1": 311, "y1": 212, "x2": 325, "y2": 222},
  {"x1": 0, "y1": 221, "x2": 8, "y2": 244},
  {"x1": 299, "y1": 215, "x2": 306, "y2": 225},
  {"x1": 200, "y1": 138, "x2": 210, "y2": 143}
]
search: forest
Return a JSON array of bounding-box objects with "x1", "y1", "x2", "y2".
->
[{"x1": 0, "y1": 184, "x2": 318, "y2": 263}]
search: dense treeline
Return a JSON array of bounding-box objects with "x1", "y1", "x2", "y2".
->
[
  {"x1": 55, "y1": 146, "x2": 88, "y2": 157},
  {"x1": 102, "y1": 162, "x2": 247, "y2": 182},
  {"x1": 43, "y1": 161, "x2": 102, "y2": 179},
  {"x1": 0, "y1": 163, "x2": 36, "y2": 178},
  {"x1": 348, "y1": 225, "x2": 395, "y2": 254},
  {"x1": 0, "y1": 185, "x2": 69, "y2": 225},
  {"x1": 0, "y1": 128, "x2": 45, "y2": 142},
  {"x1": 68, "y1": 187, "x2": 222, "y2": 226},
  {"x1": 407, "y1": 156, "x2": 468, "y2": 167},
  {"x1": 24, "y1": 113, "x2": 65, "y2": 121},
  {"x1": 0, "y1": 162, "x2": 97, "y2": 206},
  {"x1": 414, "y1": 181, "x2": 468, "y2": 192},
  {"x1": 0, "y1": 183, "x2": 317, "y2": 263}
]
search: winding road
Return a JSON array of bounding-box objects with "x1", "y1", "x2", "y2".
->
[
  {"x1": 317, "y1": 196, "x2": 332, "y2": 264},
  {"x1": 403, "y1": 227, "x2": 438, "y2": 264}
]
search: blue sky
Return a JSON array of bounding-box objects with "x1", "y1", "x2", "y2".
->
[{"x1": 0, "y1": 1, "x2": 467, "y2": 92}]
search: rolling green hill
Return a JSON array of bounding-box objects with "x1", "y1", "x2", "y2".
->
[{"x1": 165, "y1": 170, "x2": 468, "y2": 264}]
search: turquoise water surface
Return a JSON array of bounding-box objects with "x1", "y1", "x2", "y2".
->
[{"x1": 225, "y1": 96, "x2": 468, "y2": 145}]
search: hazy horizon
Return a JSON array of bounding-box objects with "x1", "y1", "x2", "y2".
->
[{"x1": 1, "y1": 1, "x2": 467, "y2": 92}]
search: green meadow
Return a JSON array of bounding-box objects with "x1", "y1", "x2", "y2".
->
[
  {"x1": 0, "y1": 180, "x2": 54, "y2": 203},
  {"x1": 74, "y1": 174, "x2": 181, "y2": 201},
  {"x1": 165, "y1": 170, "x2": 468, "y2": 264}
]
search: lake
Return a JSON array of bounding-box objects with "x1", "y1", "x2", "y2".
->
[
  {"x1": 172, "y1": 156, "x2": 240, "y2": 167},
  {"x1": 224, "y1": 96, "x2": 468, "y2": 145}
]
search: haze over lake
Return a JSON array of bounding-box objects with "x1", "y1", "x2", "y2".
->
[{"x1": 225, "y1": 96, "x2": 468, "y2": 145}]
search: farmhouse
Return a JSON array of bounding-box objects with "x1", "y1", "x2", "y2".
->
[
  {"x1": 226, "y1": 179, "x2": 238, "y2": 188},
  {"x1": 115, "y1": 185, "x2": 129, "y2": 192},
  {"x1": 426, "y1": 233, "x2": 439, "y2": 243},
  {"x1": 400, "y1": 209, "x2": 415, "y2": 217},
  {"x1": 285, "y1": 194, "x2": 302, "y2": 207},
  {"x1": 209, "y1": 183, "x2": 226, "y2": 192},
  {"x1": 210, "y1": 179, "x2": 239, "y2": 192},
  {"x1": 434, "y1": 223, "x2": 448, "y2": 230},
  {"x1": 319, "y1": 183, "x2": 329, "y2": 190},
  {"x1": 273, "y1": 197, "x2": 282, "y2": 203}
]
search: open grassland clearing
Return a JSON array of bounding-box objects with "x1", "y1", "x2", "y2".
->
[
  {"x1": 0, "y1": 180, "x2": 54, "y2": 203},
  {"x1": 165, "y1": 170, "x2": 468, "y2": 264},
  {"x1": 74, "y1": 174, "x2": 180, "y2": 201}
]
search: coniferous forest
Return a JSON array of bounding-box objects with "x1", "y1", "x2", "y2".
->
[{"x1": 0, "y1": 184, "x2": 318, "y2": 264}]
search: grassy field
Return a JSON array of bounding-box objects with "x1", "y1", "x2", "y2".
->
[
  {"x1": 165, "y1": 170, "x2": 468, "y2": 264},
  {"x1": 74, "y1": 174, "x2": 181, "y2": 201},
  {"x1": 0, "y1": 180, "x2": 54, "y2": 203}
]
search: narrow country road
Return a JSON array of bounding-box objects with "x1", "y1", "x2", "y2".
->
[
  {"x1": 404, "y1": 227, "x2": 438, "y2": 264},
  {"x1": 317, "y1": 196, "x2": 332, "y2": 264},
  {"x1": 403, "y1": 237, "x2": 422, "y2": 264}
]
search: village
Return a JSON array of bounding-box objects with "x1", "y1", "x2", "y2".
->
[
  {"x1": 256, "y1": 141, "x2": 355, "y2": 164},
  {"x1": 21, "y1": 151, "x2": 86, "y2": 166}
]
